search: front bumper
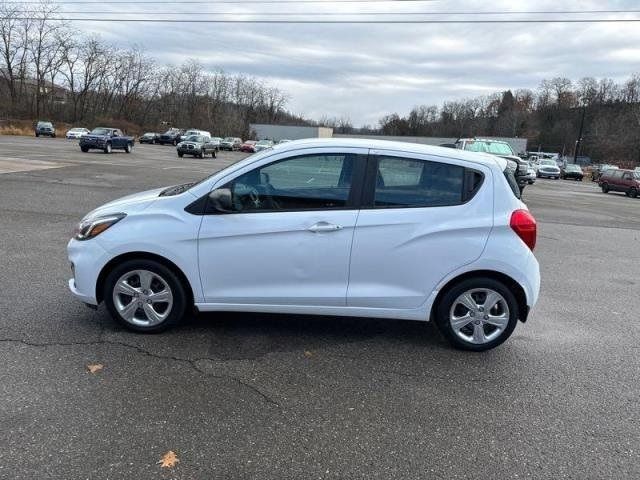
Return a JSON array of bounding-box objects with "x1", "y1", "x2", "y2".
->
[
  {"x1": 177, "y1": 146, "x2": 202, "y2": 155},
  {"x1": 67, "y1": 237, "x2": 111, "y2": 306},
  {"x1": 538, "y1": 170, "x2": 560, "y2": 178}
]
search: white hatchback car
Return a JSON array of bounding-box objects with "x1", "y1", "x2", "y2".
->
[{"x1": 68, "y1": 139, "x2": 540, "y2": 351}]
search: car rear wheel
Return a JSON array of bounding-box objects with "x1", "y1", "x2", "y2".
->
[
  {"x1": 178, "y1": 152, "x2": 183, "y2": 158},
  {"x1": 200, "y1": 149, "x2": 205, "y2": 159},
  {"x1": 104, "y1": 259, "x2": 187, "y2": 333},
  {"x1": 80, "y1": 146, "x2": 89, "y2": 153},
  {"x1": 435, "y1": 277, "x2": 519, "y2": 351},
  {"x1": 125, "y1": 143, "x2": 132, "y2": 153},
  {"x1": 629, "y1": 188, "x2": 638, "y2": 198}
]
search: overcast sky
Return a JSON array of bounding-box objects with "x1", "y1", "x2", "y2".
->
[{"x1": 75, "y1": 0, "x2": 640, "y2": 126}]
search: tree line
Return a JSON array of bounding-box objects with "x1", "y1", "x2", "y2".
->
[
  {"x1": 0, "y1": 1, "x2": 302, "y2": 136},
  {"x1": 376, "y1": 75, "x2": 640, "y2": 163}
]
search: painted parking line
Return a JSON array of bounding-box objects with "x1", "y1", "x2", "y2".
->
[{"x1": 0, "y1": 157, "x2": 71, "y2": 174}]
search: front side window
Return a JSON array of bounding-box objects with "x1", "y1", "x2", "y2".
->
[
  {"x1": 373, "y1": 156, "x2": 466, "y2": 207},
  {"x1": 224, "y1": 153, "x2": 358, "y2": 212}
]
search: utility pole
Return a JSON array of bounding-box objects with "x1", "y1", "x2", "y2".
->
[{"x1": 573, "y1": 106, "x2": 586, "y2": 165}]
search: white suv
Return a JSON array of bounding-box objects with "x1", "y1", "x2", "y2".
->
[{"x1": 67, "y1": 139, "x2": 540, "y2": 351}]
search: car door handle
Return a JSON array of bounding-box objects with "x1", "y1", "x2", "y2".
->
[{"x1": 308, "y1": 222, "x2": 343, "y2": 233}]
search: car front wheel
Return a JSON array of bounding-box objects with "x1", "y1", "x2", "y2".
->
[
  {"x1": 435, "y1": 277, "x2": 519, "y2": 351},
  {"x1": 629, "y1": 188, "x2": 638, "y2": 198},
  {"x1": 602, "y1": 183, "x2": 609, "y2": 193},
  {"x1": 104, "y1": 259, "x2": 187, "y2": 333},
  {"x1": 125, "y1": 143, "x2": 132, "y2": 153}
]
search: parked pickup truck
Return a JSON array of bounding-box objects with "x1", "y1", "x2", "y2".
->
[
  {"x1": 455, "y1": 138, "x2": 529, "y2": 192},
  {"x1": 79, "y1": 127, "x2": 134, "y2": 154}
]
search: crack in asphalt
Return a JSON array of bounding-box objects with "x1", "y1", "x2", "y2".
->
[{"x1": 0, "y1": 337, "x2": 281, "y2": 408}]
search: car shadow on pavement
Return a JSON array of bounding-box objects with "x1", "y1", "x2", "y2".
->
[
  {"x1": 192, "y1": 311, "x2": 446, "y2": 360},
  {"x1": 96, "y1": 308, "x2": 448, "y2": 360}
]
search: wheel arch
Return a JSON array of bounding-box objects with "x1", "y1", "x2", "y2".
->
[
  {"x1": 430, "y1": 270, "x2": 529, "y2": 323},
  {"x1": 96, "y1": 251, "x2": 194, "y2": 307}
]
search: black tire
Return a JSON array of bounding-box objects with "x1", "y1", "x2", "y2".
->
[
  {"x1": 80, "y1": 146, "x2": 89, "y2": 153},
  {"x1": 35, "y1": 133, "x2": 39, "y2": 137},
  {"x1": 629, "y1": 188, "x2": 638, "y2": 198},
  {"x1": 52, "y1": 134, "x2": 56, "y2": 138},
  {"x1": 103, "y1": 259, "x2": 188, "y2": 333},
  {"x1": 435, "y1": 277, "x2": 519, "y2": 352},
  {"x1": 199, "y1": 149, "x2": 205, "y2": 159},
  {"x1": 212, "y1": 150, "x2": 217, "y2": 158},
  {"x1": 178, "y1": 152, "x2": 183, "y2": 158},
  {"x1": 602, "y1": 183, "x2": 609, "y2": 193},
  {"x1": 125, "y1": 143, "x2": 132, "y2": 153},
  {"x1": 173, "y1": 139, "x2": 178, "y2": 146},
  {"x1": 104, "y1": 142, "x2": 112, "y2": 154}
]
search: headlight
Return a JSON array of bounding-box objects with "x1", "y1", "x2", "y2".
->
[
  {"x1": 74, "y1": 213, "x2": 126, "y2": 241},
  {"x1": 177, "y1": 142, "x2": 184, "y2": 147}
]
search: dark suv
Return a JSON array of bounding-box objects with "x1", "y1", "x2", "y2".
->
[
  {"x1": 35, "y1": 121, "x2": 56, "y2": 137},
  {"x1": 599, "y1": 169, "x2": 640, "y2": 198},
  {"x1": 158, "y1": 128, "x2": 184, "y2": 146}
]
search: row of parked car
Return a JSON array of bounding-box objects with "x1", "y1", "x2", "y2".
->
[{"x1": 138, "y1": 128, "x2": 289, "y2": 157}]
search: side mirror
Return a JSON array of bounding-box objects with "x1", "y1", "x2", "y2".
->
[{"x1": 208, "y1": 188, "x2": 234, "y2": 213}]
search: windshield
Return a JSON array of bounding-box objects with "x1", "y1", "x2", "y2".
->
[
  {"x1": 633, "y1": 172, "x2": 640, "y2": 179},
  {"x1": 91, "y1": 128, "x2": 110, "y2": 135},
  {"x1": 540, "y1": 159, "x2": 556, "y2": 166},
  {"x1": 463, "y1": 141, "x2": 513, "y2": 155},
  {"x1": 163, "y1": 129, "x2": 178, "y2": 135},
  {"x1": 485, "y1": 142, "x2": 514, "y2": 155},
  {"x1": 566, "y1": 165, "x2": 581, "y2": 171},
  {"x1": 190, "y1": 149, "x2": 275, "y2": 190},
  {"x1": 257, "y1": 140, "x2": 271, "y2": 145},
  {"x1": 38, "y1": 122, "x2": 52, "y2": 127},
  {"x1": 223, "y1": 137, "x2": 234, "y2": 142},
  {"x1": 185, "y1": 135, "x2": 204, "y2": 142}
]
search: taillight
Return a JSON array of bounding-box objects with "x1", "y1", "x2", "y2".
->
[{"x1": 510, "y1": 209, "x2": 537, "y2": 250}]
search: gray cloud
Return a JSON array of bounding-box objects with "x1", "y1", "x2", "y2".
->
[{"x1": 83, "y1": 0, "x2": 640, "y2": 125}]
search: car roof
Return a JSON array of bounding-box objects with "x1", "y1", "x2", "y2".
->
[{"x1": 271, "y1": 138, "x2": 506, "y2": 169}]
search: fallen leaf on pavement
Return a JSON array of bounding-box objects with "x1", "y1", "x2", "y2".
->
[
  {"x1": 304, "y1": 350, "x2": 313, "y2": 358},
  {"x1": 158, "y1": 450, "x2": 179, "y2": 468},
  {"x1": 86, "y1": 364, "x2": 103, "y2": 374}
]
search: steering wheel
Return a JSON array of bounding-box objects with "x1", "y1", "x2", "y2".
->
[{"x1": 233, "y1": 183, "x2": 262, "y2": 211}]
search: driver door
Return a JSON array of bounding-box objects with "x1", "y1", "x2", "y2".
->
[{"x1": 197, "y1": 148, "x2": 367, "y2": 307}]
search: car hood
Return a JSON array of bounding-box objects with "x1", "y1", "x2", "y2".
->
[{"x1": 82, "y1": 187, "x2": 166, "y2": 220}]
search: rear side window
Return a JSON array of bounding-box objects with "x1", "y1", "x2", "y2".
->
[{"x1": 372, "y1": 156, "x2": 476, "y2": 208}]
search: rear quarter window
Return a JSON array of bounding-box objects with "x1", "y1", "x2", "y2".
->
[{"x1": 372, "y1": 156, "x2": 484, "y2": 207}]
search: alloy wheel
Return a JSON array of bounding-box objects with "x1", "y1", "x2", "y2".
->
[
  {"x1": 449, "y1": 288, "x2": 510, "y2": 345},
  {"x1": 112, "y1": 269, "x2": 173, "y2": 327}
]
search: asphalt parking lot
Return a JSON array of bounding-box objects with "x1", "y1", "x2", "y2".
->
[{"x1": 0, "y1": 135, "x2": 638, "y2": 479}]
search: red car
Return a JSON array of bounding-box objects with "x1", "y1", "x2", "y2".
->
[
  {"x1": 599, "y1": 168, "x2": 640, "y2": 198},
  {"x1": 240, "y1": 140, "x2": 257, "y2": 153}
]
